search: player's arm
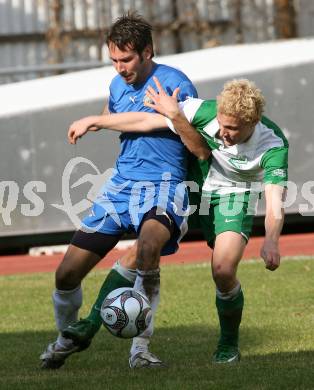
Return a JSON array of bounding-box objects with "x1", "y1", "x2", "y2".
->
[
  {"x1": 260, "y1": 183, "x2": 286, "y2": 271},
  {"x1": 68, "y1": 112, "x2": 167, "y2": 144},
  {"x1": 145, "y1": 76, "x2": 211, "y2": 160}
]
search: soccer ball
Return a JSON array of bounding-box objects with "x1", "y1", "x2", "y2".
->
[{"x1": 100, "y1": 287, "x2": 152, "y2": 338}]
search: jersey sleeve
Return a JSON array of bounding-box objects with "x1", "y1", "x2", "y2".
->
[
  {"x1": 189, "y1": 100, "x2": 219, "y2": 150},
  {"x1": 108, "y1": 84, "x2": 116, "y2": 113},
  {"x1": 108, "y1": 77, "x2": 120, "y2": 113},
  {"x1": 260, "y1": 147, "x2": 289, "y2": 185},
  {"x1": 165, "y1": 98, "x2": 204, "y2": 133},
  {"x1": 108, "y1": 97, "x2": 115, "y2": 113}
]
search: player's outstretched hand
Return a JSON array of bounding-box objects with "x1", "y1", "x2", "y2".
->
[
  {"x1": 260, "y1": 239, "x2": 281, "y2": 271},
  {"x1": 68, "y1": 116, "x2": 97, "y2": 144},
  {"x1": 144, "y1": 76, "x2": 180, "y2": 120}
]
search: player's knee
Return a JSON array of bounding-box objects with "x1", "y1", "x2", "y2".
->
[
  {"x1": 55, "y1": 263, "x2": 82, "y2": 290},
  {"x1": 212, "y1": 263, "x2": 235, "y2": 286}
]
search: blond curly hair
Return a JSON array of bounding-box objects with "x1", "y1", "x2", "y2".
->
[{"x1": 217, "y1": 79, "x2": 265, "y2": 125}]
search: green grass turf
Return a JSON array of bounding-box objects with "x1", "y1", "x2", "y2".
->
[{"x1": 1, "y1": 258, "x2": 314, "y2": 390}]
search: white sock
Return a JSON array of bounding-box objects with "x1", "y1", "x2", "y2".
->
[
  {"x1": 112, "y1": 260, "x2": 137, "y2": 282},
  {"x1": 130, "y1": 336, "x2": 150, "y2": 355},
  {"x1": 131, "y1": 268, "x2": 160, "y2": 356},
  {"x1": 56, "y1": 334, "x2": 75, "y2": 349},
  {"x1": 216, "y1": 283, "x2": 241, "y2": 301},
  {"x1": 53, "y1": 285, "x2": 82, "y2": 347}
]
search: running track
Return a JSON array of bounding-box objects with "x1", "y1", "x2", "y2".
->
[{"x1": 0, "y1": 233, "x2": 314, "y2": 276}]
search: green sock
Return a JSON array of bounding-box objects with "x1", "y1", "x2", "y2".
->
[
  {"x1": 86, "y1": 269, "x2": 134, "y2": 329},
  {"x1": 216, "y1": 288, "x2": 244, "y2": 347}
]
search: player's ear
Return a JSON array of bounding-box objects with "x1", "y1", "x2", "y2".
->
[{"x1": 143, "y1": 45, "x2": 153, "y2": 60}]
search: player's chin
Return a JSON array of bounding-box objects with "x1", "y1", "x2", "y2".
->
[
  {"x1": 123, "y1": 75, "x2": 135, "y2": 84},
  {"x1": 223, "y1": 139, "x2": 235, "y2": 147}
]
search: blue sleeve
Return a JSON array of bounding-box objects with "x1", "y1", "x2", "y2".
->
[
  {"x1": 177, "y1": 80, "x2": 198, "y2": 101},
  {"x1": 108, "y1": 76, "x2": 121, "y2": 113},
  {"x1": 108, "y1": 96, "x2": 115, "y2": 113},
  {"x1": 108, "y1": 84, "x2": 116, "y2": 113}
]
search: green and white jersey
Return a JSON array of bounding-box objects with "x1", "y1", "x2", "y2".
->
[{"x1": 166, "y1": 98, "x2": 289, "y2": 196}]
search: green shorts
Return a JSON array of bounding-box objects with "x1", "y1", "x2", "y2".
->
[{"x1": 188, "y1": 191, "x2": 256, "y2": 247}]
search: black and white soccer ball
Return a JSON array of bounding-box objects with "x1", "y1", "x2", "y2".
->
[{"x1": 100, "y1": 287, "x2": 152, "y2": 338}]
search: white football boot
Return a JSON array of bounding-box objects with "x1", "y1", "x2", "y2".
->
[{"x1": 129, "y1": 338, "x2": 166, "y2": 369}]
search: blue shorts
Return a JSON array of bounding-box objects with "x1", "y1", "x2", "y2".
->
[{"x1": 81, "y1": 174, "x2": 189, "y2": 255}]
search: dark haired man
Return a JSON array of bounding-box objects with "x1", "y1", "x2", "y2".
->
[{"x1": 40, "y1": 12, "x2": 203, "y2": 369}]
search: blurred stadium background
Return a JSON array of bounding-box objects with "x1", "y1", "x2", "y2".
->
[
  {"x1": 0, "y1": 0, "x2": 311, "y2": 84},
  {"x1": 0, "y1": 0, "x2": 314, "y2": 253}
]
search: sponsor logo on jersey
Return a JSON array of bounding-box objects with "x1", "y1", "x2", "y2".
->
[
  {"x1": 271, "y1": 169, "x2": 286, "y2": 177},
  {"x1": 143, "y1": 95, "x2": 153, "y2": 105},
  {"x1": 229, "y1": 156, "x2": 248, "y2": 169},
  {"x1": 129, "y1": 96, "x2": 137, "y2": 104}
]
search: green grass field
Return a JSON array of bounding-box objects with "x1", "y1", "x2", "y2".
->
[{"x1": 1, "y1": 258, "x2": 314, "y2": 390}]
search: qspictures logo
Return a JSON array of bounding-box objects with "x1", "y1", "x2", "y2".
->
[{"x1": 0, "y1": 157, "x2": 314, "y2": 231}]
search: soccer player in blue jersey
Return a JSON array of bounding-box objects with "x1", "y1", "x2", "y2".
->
[{"x1": 40, "y1": 12, "x2": 206, "y2": 369}]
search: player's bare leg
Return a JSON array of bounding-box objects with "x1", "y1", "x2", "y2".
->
[
  {"x1": 129, "y1": 218, "x2": 170, "y2": 368},
  {"x1": 211, "y1": 231, "x2": 246, "y2": 364},
  {"x1": 40, "y1": 233, "x2": 119, "y2": 369}
]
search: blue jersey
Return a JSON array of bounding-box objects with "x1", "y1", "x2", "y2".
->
[{"x1": 108, "y1": 63, "x2": 198, "y2": 182}]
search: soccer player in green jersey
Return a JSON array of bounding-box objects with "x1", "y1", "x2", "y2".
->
[
  {"x1": 143, "y1": 77, "x2": 288, "y2": 363},
  {"x1": 63, "y1": 77, "x2": 287, "y2": 365}
]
